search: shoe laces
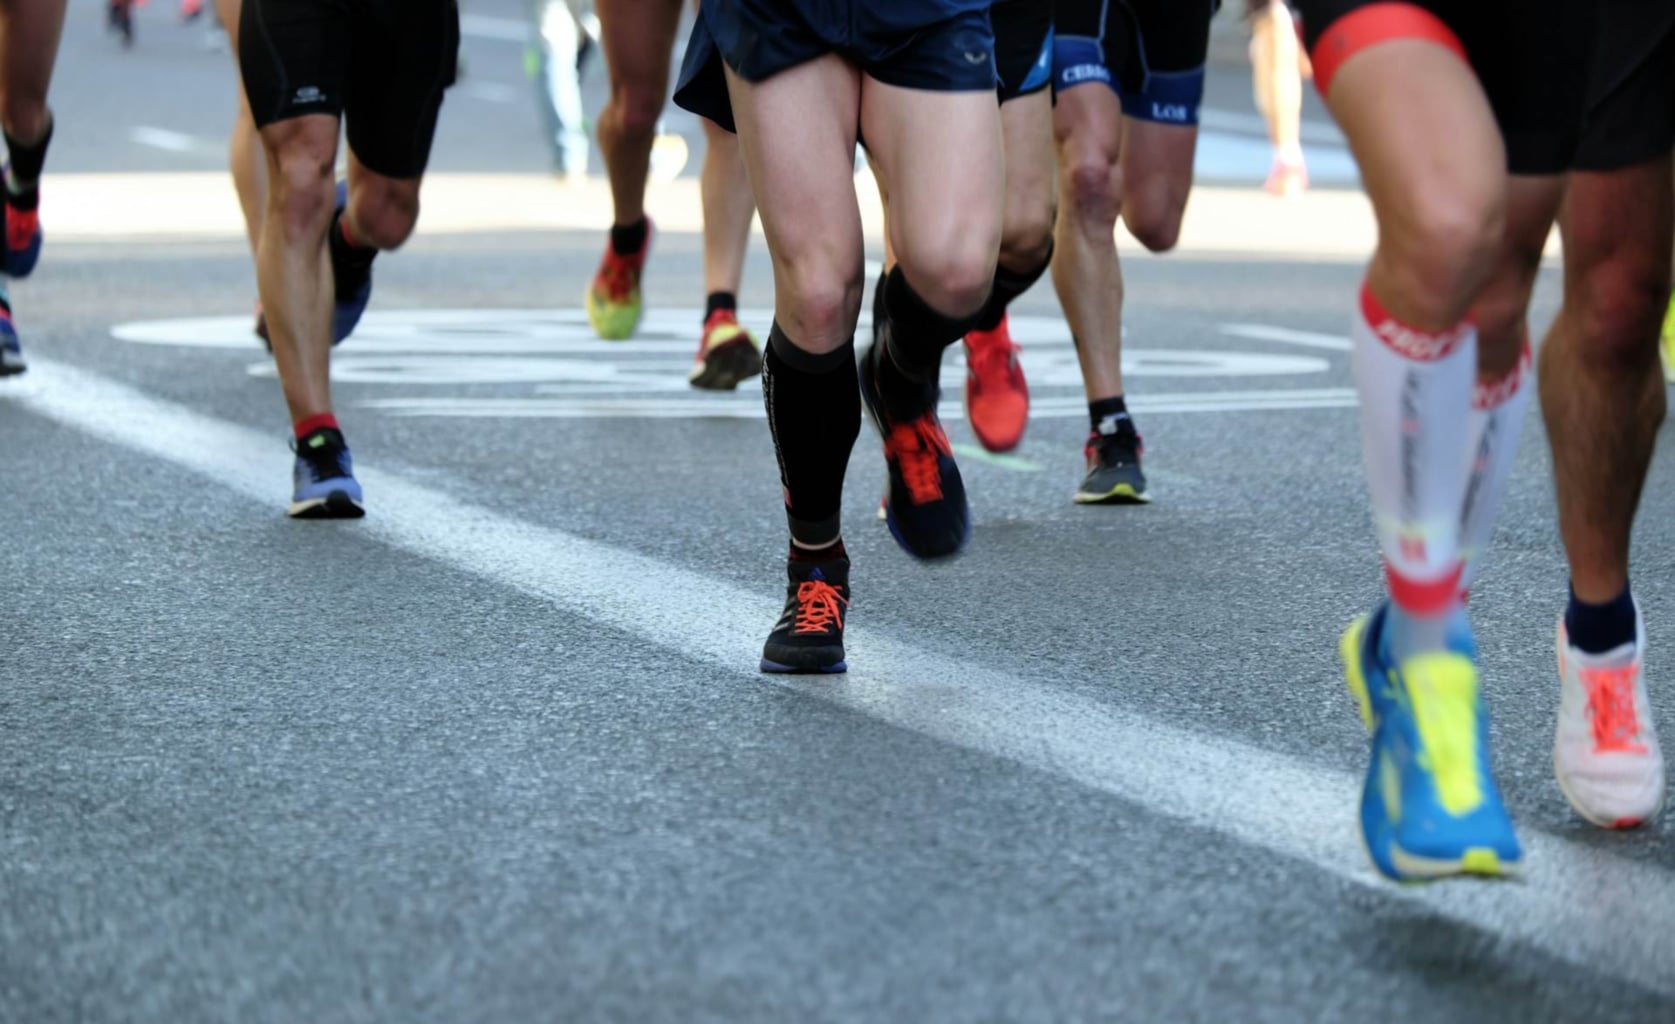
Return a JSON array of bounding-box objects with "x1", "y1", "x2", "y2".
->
[
  {"x1": 1406, "y1": 666, "x2": 1484, "y2": 816},
  {"x1": 1581, "y1": 663, "x2": 1647, "y2": 753},
  {"x1": 965, "y1": 328, "x2": 1020, "y2": 389},
  {"x1": 885, "y1": 416, "x2": 952, "y2": 504},
  {"x1": 793, "y1": 578, "x2": 847, "y2": 635},
  {"x1": 1086, "y1": 428, "x2": 1142, "y2": 468},
  {"x1": 294, "y1": 432, "x2": 351, "y2": 483},
  {"x1": 595, "y1": 248, "x2": 644, "y2": 304}
]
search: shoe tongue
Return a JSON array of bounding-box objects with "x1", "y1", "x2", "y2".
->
[
  {"x1": 1096, "y1": 412, "x2": 1132, "y2": 437},
  {"x1": 809, "y1": 568, "x2": 825, "y2": 582},
  {"x1": 302, "y1": 427, "x2": 345, "y2": 452}
]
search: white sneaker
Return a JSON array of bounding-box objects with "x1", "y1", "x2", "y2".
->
[{"x1": 1554, "y1": 606, "x2": 1666, "y2": 828}]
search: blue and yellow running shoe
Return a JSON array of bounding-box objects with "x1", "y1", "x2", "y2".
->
[
  {"x1": 290, "y1": 427, "x2": 365, "y2": 519},
  {"x1": 1340, "y1": 607, "x2": 1522, "y2": 881}
]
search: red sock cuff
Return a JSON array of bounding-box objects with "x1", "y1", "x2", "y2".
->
[
  {"x1": 1386, "y1": 560, "x2": 1465, "y2": 616},
  {"x1": 293, "y1": 412, "x2": 340, "y2": 439},
  {"x1": 1311, "y1": 3, "x2": 1469, "y2": 98},
  {"x1": 1359, "y1": 284, "x2": 1473, "y2": 362},
  {"x1": 1473, "y1": 334, "x2": 1532, "y2": 410}
]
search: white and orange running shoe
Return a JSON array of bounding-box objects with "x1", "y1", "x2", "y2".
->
[{"x1": 1554, "y1": 606, "x2": 1666, "y2": 828}]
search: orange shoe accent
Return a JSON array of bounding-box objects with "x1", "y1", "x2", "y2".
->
[
  {"x1": 963, "y1": 313, "x2": 1029, "y2": 453},
  {"x1": 1310, "y1": 3, "x2": 1468, "y2": 98},
  {"x1": 1581, "y1": 664, "x2": 1650, "y2": 754},
  {"x1": 6, "y1": 205, "x2": 37, "y2": 256},
  {"x1": 593, "y1": 245, "x2": 646, "y2": 304},
  {"x1": 884, "y1": 416, "x2": 954, "y2": 505},
  {"x1": 793, "y1": 579, "x2": 848, "y2": 635}
]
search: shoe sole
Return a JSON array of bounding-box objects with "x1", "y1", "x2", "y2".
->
[
  {"x1": 689, "y1": 336, "x2": 762, "y2": 391},
  {"x1": 0, "y1": 359, "x2": 26, "y2": 378},
  {"x1": 760, "y1": 658, "x2": 848, "y2": 675},
  {"x1": 1389, "y1": 845, "x2": 1519, "y2": 880},
  {"x1": 289, "y1": 491, "x2": 366, "y2": 519},
  {"x1": 1073, "y1": 483, "x2": 1151, "y2": 505}
]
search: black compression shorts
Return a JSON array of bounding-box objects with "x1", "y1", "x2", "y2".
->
[
  {"x1": 1574, "y1": 0, "x2": 1675, "y2": 172},
  {"x1": 239, "y1": 0, "x2": 460, "y2": 179},
  {"x1": 1294, "y1": 0, "x2": 1592, "y2": 176},
  {"x1": 1052, "y1": 0, "x2": 1217, "y2": 126},
  {"x1": 992, "y1": 0, "x2": 1053, "y2": 102}
]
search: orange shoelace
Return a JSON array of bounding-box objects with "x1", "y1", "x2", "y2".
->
[
  {"x1": 885, "y1": 417, "x2": 952, "y2": 504},
  {"x1": 967, "y1": 336, "x2": 1021, "y2": 391},
  {"x1": 594, "y1": 250, "x2": 643, "y2": 304},
  {"x1": 1583, "y1": 664, "x2": 1647, "y2": 753},
  {"x1": 793, "y1": 579, "x2": 847, "y2": 635}
]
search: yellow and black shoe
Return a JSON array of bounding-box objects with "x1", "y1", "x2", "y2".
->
[{"x1": 689, "y1": 309, "x2": 762, "y2": 391}]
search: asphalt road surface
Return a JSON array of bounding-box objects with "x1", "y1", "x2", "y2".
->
[{"x1": 3, "y1": 2, "x2": 1673, "y2": 1021}]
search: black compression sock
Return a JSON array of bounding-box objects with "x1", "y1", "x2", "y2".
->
[
  {"x1": 879, "y1": 266, "x2": 975, "y2": 379},
  {"x1": 763, "y1": 323, "x2": 862, "y2": 548},
  {"x1": 972, "y1": 243, "x2": 1052, "y2": 332},
  {"x1": 4, "y1": 116, "x2": 52, "y2": 211},
  {"x1": 790, "y1": 539, "x2": 848, "y2": 564},
  {"x1": 610, "y1": 217, "x2": 648, "y2": 257},
  {"x1": 705, "y1": 291, "x2": 737, "y2": 321},
  {"x1": 1565, "y1": 583, "x2": 1637, "y2": 654}
]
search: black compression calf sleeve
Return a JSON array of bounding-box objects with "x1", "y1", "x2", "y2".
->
[
  {"x1": 972, "y1": 242, "x2": 1053, "y2": 332},
  {"x1": 763, "y1": 324, "x2": 862, "y2": 547},
  {"x1": 880, "y1": 266, "x2": 980, "y2": 380}
]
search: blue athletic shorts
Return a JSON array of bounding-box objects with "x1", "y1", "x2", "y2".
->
[{"x1": 1052, "y1": 0, "x2": 1216, "y2": 126}]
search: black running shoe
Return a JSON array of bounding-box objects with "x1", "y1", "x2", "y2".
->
[
  {"x1": 1074, "y1": 422, "x2": 1150, "y2": 505},
  {"x1": 761, "y1": 556, "x2": 850, "y2": 674},
  {"x1": 858, "y1": 340, "x2": 969, "y2": 559}
]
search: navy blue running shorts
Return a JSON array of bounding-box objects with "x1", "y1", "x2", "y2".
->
[
  {"x1": 1052, "y1": 0, "x2": 1217, "y2": 127},
  {"x1": 673, "y1": 0, "x2": 997, "y2": 132}
]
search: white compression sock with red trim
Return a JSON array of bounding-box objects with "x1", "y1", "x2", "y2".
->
[
  {"x1": 1351, "y1": 284, "x2": 1476, "y2": 659},
  {"x1": 1458, "y1": 338, "x2": 1533, "y2": 595}
]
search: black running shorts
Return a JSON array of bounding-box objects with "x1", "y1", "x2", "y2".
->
[
  {"x1": 1573, "y1": 0, "x2": 1675, "y2": 172},
  {"x1": 992, "y1": 0, "x2": 1053, "y2": 103},
  {"x1": 1294, "y1": 0, "x2": 1592, "y2": 177},
  {"x1": 673, "y1": 0, "x2": 996, "y2": 132},
  {"x1": 239, "y1": 0, "x2": 460, "y2": 179}
]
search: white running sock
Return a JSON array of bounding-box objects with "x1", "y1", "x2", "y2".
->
[
  {"x1": 1351, "y1": 284, "x2": 1476, "y2": 656},
  {"x1": 1458, "y1": 337, "x2": 1532, "y2": 594}
]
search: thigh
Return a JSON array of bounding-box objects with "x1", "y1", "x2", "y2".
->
[
  {"x1": 344, "y1": 0, "x2": 460, "y2": 179},
  {"x1": 860, "y1": 77, "x2": 1003, "y2": 272},
  {"x1": 1000, "y1": 87, "x2": 1055, "y2": 225},
  {"x1": 1118, "y1": 118, "x2": 1197, "y2": 234},
  {"x1": 239, "y1": 0, "x2": 349, "y2": 128},
  {"x1": 723, "y1": 55, "x2": 864, "y2": 283},
  {"x1": 596, "y1": 0, "x2": 683, "y2": 93}
]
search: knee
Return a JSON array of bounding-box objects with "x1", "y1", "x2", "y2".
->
[
  {"x1": 1473, "y1": 241, "x2": 1545, "y2": 361},
  {"x1": 348, "y1": 181, "x2": 421, "y2": 251},
  {"x1": 1570, "y1": 259, "x2": 1670, "y2": 370},
  {"x1": 902, "y1": 242, "x2": 996, "y2": 319},
  {"x1": 270, "y1": 145, "x2": 337, "y2": 243},
  {"x1": 1122, "y1": 191, "x2": 1187, "y2": 254},
  {"x1": 1059, "y1": 153, "x2": 1123, "y2": 237},
  {"x1": 606, "y1": 78, "x2": 664, "y2": 138},
  {"x1": 780, "y1": 257, "x2": 863, "y2": 350},
  {"x1": 1381, "y1": 184, "x2": 1506, "y2": 326},
  {"x1": 1000, "y1": 194, "x2": 1056, "y2": 272}
]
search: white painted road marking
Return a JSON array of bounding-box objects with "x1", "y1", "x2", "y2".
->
[
  {"x1": 6, "y1": 355, "x2": 1674, "y2": 996},
  {"x1": 1222, "y1": 323, "x2": 1354, "y2": 352},
  {"x1": 130, "y1": 126, "x2": 202, "y2": 154}
]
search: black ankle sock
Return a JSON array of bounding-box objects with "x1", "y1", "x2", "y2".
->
[
  {"x1": 1565, "y1": 583, "x2": 1637, "y2": 654},
  {"x1": 4, "y1": 117, "x2": 52, "y2": 211},
  {"x1": 1089, "y1": 395, "x2": 1130, "y2": 435},
  {"x1": 764, "y1": 323, "x2": 862, "y2": 548},
  {"x1": 972, "y1": 245, "x2": 1052, "y2": 332},
  {"x1": 705, "y1": 291, "x2": 737, "y2": 321},
  {"x1": 610, "y1": 217, "x2": 648, "y2": 257},
  {"x1": 790, "y1": 539, "x2": 848, "y2": 564}
]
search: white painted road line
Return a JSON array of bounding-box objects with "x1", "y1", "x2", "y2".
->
[
  {"x1": 1221, "y1": 323, "x2": 1354, "y2": 352},
  {"x1": 129, "y1": 126, "x2": 201, "y2": 154},
  {"x1": 357, "y1": 389, "x2": 1360, "y2": 419},
  {"x1": 7, "y1": 357, "x2": 1674, "y2": 996}
]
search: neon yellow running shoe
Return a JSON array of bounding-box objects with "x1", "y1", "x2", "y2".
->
[
  {"x1": 586, "y1": 219, "x2": 652, "y2": 340},
  {"x1": 1660, "y1": 294, "x2": 1675, "y2": 384}
]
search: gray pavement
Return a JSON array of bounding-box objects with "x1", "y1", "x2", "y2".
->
[{"x1": 2, "y1": 2, "x2": 1673, "y2": 1021}]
